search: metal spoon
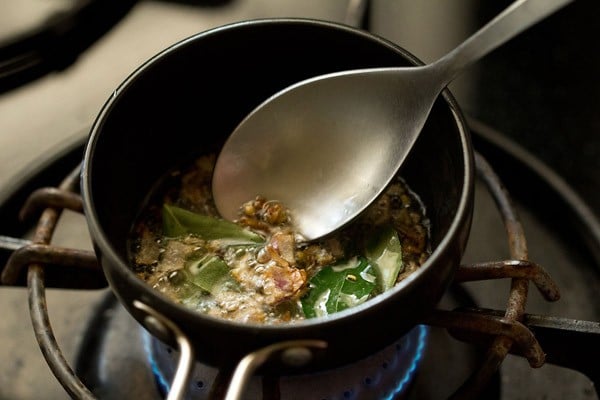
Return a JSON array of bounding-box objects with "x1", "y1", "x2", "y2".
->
[{"x1": 213, "y1": 0, "x2": 573, "y2": 241}]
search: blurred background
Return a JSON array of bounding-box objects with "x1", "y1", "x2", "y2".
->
[
  {"x1": 0, "y1": 1, "x2": 598, "y2": 399},
  {"x1": 0, "y1": 0, "x2": 597, "y2": 217}
]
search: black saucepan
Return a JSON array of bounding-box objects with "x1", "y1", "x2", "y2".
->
[{"x1": 81, "y1": 18, "x2": 474, "y2": 376}]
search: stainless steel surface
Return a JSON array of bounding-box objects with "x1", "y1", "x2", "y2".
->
[
  {"x1": 0, "y1": 2, "x2": 353, "y2": 398},
  {"x1": 0, "y1": 1, "x2": 598, "y2": 399},
  {"x1": 0, "y1": 0, "x2": 351, "y2": 194},
  {"x1": 212, "y1": 0, "x2": 573, "y2": 241}
]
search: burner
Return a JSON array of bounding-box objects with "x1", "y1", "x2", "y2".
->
[
  {"x1": 0, "y1": 121, "x2": 598, "y2": 399},
  {"x1": 144, "y1": 325, "x2": 428, "y2": 399},
  {"x1": 67, "y1": 285, "x2": 491, "y2": 399}
]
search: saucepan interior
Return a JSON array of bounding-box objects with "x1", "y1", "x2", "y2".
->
[{"x1": 81, "y1": 18, "x2": 473, "y2": 371}]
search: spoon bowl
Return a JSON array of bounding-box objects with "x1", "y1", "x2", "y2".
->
[
  {"x1": 213, "y1": 67, "x2": 440, "y2": 240},
  {"x1": 213, "y1": 0, "x2": 573, "y2": 240}
]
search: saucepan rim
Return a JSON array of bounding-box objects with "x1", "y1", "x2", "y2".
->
[{"x1": 81, "y1": 17, "x2": 474, "y2": 333}]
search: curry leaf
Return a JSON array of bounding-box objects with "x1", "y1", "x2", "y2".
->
[
  {"x1": 365, "y1": 225, "x2": 404, "y2": 291},
  {"x1": 301, "y1": 257, "x2": 376, "y2": 318},
  {"x1": 162, "y1": 204, "x2": 264, "y2": 244},
  {"x1": 185, "y1": 254, "x2": 232, "y2": 294}
]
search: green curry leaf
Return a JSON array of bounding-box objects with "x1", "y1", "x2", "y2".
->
[
  {"x1": 301, "y1": 257, "x2": 376, "y2": 318},
  {"x1": 365, "y1": 225, "x2": 404, "y2": 291},
  {"x1": 185, "y1": 254, "x2": 232, "y2": 294},
  {"x1": 162, "y1": 204, "x2": 264, "y2": 244}
]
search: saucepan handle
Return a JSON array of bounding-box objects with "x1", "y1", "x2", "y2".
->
[
  {"x1": 224, "y1": 339, "x2": 328, "y2": 400},
  {"x1": 133, "y1": 300, "x2": 195, "y2": 400},
  {"x1": 133, "y1": 300, "x2": 328, "y2": 400}
]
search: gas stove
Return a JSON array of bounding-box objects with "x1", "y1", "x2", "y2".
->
[{"x1": 1, "y1": 1, "x2": 598, "y2": 399}]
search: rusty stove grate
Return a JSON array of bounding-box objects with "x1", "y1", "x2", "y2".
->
[{"x1": 0, "y1": 153, "x2": 571, "y2": 399}]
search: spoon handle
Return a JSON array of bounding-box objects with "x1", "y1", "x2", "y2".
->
[{"x1": 435, "y1": 0, "x2": 574, "y2": 84}]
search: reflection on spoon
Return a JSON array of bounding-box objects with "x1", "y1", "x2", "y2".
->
[{"x1": 213, "y1": 0, "x2": 573, "y2": 241}]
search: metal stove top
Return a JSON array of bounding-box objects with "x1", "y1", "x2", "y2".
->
[{"x1": 0, "y1": 1, "x2": 598, "y2": 399}]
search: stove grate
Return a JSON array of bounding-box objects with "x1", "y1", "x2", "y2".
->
[{"x1": 0, "y1": 152, "x2": 583, "y2": 399}]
